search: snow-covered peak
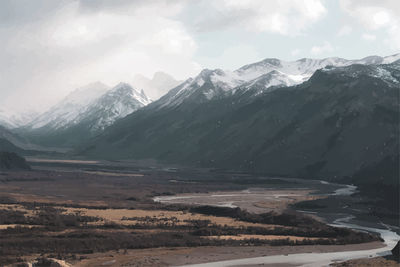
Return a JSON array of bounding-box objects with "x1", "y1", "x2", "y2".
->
[
  {"x1": 155, "y1": 53, "x2": 400, "y2": 109},
  {"x1": 84, "y1": 82, "x2": 151, "y2": 131},
  {"x1": 155, "y1": 68, "x2": 245, "y2": 108},
  {"x1": 26, "y1": 81, "x2": 152, "y2": 132},
  {"x1": 61, "y1": 81, "x2": 110, "y2": 106},
  {"x1": 382, "y1": 53, "x2": 400, "y2": 64},
  {"x1": 238, "y1": 70, "x2": 298, "y2": 94},
  {"x1": 0, "y1": 107, "x2": 41, "y2": 129},
  {"x1": 0, "y1": 110, "x2": 14, "y2": 128},
  {"x1": 28, "y1": 82, "x2": 110, "y2": 129},
  {"x1": 109, "y1": 82, "x2": 151, "y2": 106},
  {"x1": 320, "y1": 63, "x2": 399, "y2": 86},
  {"x1": 235, "y1": 57, "x2": 350, "y2": 82}
]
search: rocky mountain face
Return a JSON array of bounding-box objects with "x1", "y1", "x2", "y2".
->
[
  {"x1": 27, "y1": 82, "x2": 110, "y2": 130},
  {"x1": 21, "y1": 82, "x2": 151, "y2": 147},
  {"x1": 74, "y1": 82, "x2": 151, "y2": 132},
  {"x1": 80, "y1": 60, "x2": 399, "y2": 209},
  {"x1": 152, "y1": 54, "x2": 399, "y2": 110}
]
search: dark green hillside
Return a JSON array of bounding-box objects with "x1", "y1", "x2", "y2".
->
[
  {"x1": 0, "y1": 138, "x2": 25, "y2": 154},
  {"x1": 0, "y1": 151, "x2": 31, "y2": 170}
]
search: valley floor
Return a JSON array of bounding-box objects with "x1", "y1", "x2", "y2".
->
[{"x1": 0, "y1": 158, "x2": 396, "y2": 266}]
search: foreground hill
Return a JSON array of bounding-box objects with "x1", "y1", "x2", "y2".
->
[
  {"x1": 80, "y1": 61, "x2": 399, "y2": 207},
  {"x1": 0, "y1": 151, "x2": 30, "y2": 170}
]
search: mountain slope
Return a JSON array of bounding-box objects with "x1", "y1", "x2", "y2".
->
[
  {"x1": 0, "y1": 109, "x2": 40, "y2": 129},
  {"x1": 28, "y1": 82, "x2": 110, "y2": 130},
  {"x1": 156, "y1": 54, "x2": 400, "y2": 108},
  {"x1": 0, "y1": 152, "x2": 31, "y2": 170},
  {"x1": 22, "y1": 82, "x2": 151, "y2": 147},
  {"x1": 74, "y1": 82, "x2": 151, "y2": 132},
  {"x1": 0, "y1": 125, "x2": 41, "y2": 151},
  {"x1": 80, "y1": 61, "x2": 399, "y2": 183}
]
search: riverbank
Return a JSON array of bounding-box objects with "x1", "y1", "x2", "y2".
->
[
  {"x1": 71, "y1": 242, "x2": 384, "y2": 267},
  {"x1": 153, "y1": 182, "x2": 400, "y2": 266}
]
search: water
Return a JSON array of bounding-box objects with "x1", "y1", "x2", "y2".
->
[
  {"x1": 160, "y1": 181, "x2": 399, "y2": 267},
  {"x1": 176, "y1": 214, "x2": 399, "y2": 267}
]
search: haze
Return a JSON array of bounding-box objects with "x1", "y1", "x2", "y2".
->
[{"x1": 0, "y1": 0, "x2": 399, "y2": 114}]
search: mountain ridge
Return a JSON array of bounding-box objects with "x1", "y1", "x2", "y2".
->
[
  {"x1": 153, "y1": 54, "x2": 400, "y2": 109},
  {"x1": 19, "y1": 82, "x2": 151, "y2": 147},
  {"x1": 79, "y1": 61, "x2": 399, "y2": 183}
]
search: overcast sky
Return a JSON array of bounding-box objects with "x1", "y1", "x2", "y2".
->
[{"x1": 1, "y1": 0, "x2": 399, "y2": 114}]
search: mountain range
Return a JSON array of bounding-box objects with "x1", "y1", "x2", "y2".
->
[
  {"x1": 75, "y1": 56, "x2": 399, "y2": 211},
  {"x1": 0, "y1": 53, "x2": 398, "y2": 212},
  {"x1": 153, "y1": 54, "x2": 400, "y2": 109},
  {"x1": 81, "y1": 60, "x2": 400, "y2": 174},
  {"x1": 1, "y1": 54, "x2": 398, "y2": 192},
  {"x1": 18, "y1": 81, "x2": 151, "y2": 147}
]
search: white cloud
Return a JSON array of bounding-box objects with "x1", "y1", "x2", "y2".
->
[
  {"x1": 195, "y1": 0, "x2": 327, "y2": 36},
  {"x1": 199, "y1": 44, "x2": 260, "y2": 70},
  {"x1": 337, "y1": 25, "x2": 352, "y2": 36},
  {"x1": 310, "y1": 41, "x2": 334, "y2": 55},
  {"x1": 0, "y1": 0, "x2": 200, "y2": 112},
  {"x1": 362, "y1": 33, "x2": 376, "y2": 41},
  {"x1": 339, "y1": 0, "x2": 400, "y2": 50}
]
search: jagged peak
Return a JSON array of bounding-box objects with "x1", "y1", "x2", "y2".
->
[{"x1": 113, "y1": 82, "x2": 133, "y2": 90}]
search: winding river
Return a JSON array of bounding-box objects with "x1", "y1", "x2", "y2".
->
[{"x1": 154, "y1": 180, "x2": 399, "y2": 267}]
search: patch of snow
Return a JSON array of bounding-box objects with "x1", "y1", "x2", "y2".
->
[
  {"x1": 155, "y1": 53, "x2": 400, "y2": 108},
  {"x1": 383, "y1": 53, "x2": 400, "y2": 64},
  {"x1": 28, "y1": 81, "x2": 151, "y2": 132}
]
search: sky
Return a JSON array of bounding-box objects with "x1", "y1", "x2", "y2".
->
[{"x1": 0, "y1": 0, "x2": 399, "y2": 114}]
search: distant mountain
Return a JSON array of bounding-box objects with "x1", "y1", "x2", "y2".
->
[
  {"x1": 0, "y1": 125, "x2": 62, "y2": 155},
  {"x1": 0, "y1": 111, "x2": 14, "y2": 129},
  {"x1": 21, "y1": 82, "x2": 151, "y2": 147},
  {"x1": 28, "y1": 81, "x2": 110, "y2": 130},
  {"x1": 133, "y1": 71, "x2": 181, "y2": 100},
  {"x1": 75, "y1": 82, "x2": 151, "y2": 132},
  {"x1": 0, "y1": 109, "x2": 38, "y2": 129},
  {"x1": 80, "y1": 61, "x2": 399, "y2": 193},
  {"x1": 154, "y1": 54, "x2": 400, "y2": 109}
]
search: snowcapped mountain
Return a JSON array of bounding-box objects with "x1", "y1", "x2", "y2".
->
[
  {"x1": 155, "y1": 69, "x2": 243, "y2": 108},
  {"x1": 82, "y1": 82, "x2": 151, "y2": 131},
  {"x1": 157, "y1": 54, "x2": 400, "y2": 108},
  {"x1": 21, "y1": 81, "x2": 151, "y2": 147},
  {"x1": 81, "y1": 59, "x2": 400, "y2": 188},
  {"x1": 28, "y1": 82, "x2": 150, "y2": 132},
  {"x1": 0, "y1": 109, "x2": 40, "y2": 129},
  {"x1": 0, "y1": 110, "x2": 14, "y2": 129},
  {"x1": 320, "y1": 59, "x2": 400, "y2": 86},
  {"x1": 133, "y1": 71, "x2": 181, "y2": 100},
  {"x1": 29, "y1": 82, "x2": 110, "y2": 130}
]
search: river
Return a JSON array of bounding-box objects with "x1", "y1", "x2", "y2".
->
[{"x1": 154, "y1": 180, "x2": 399, "y2": 267}]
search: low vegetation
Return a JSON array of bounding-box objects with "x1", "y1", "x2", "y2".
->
[{"x1": 0, "y1": 203, "x2": 381, "y2": 265}]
